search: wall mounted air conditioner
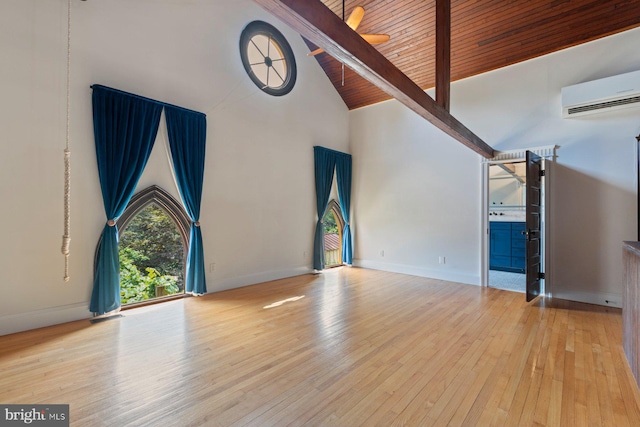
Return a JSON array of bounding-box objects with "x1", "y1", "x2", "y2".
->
[{"x1": 561, "y1": 69, "x2": 640, "y2": 118}]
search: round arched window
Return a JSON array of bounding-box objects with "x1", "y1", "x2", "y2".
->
[{"x1": 239, "y1": 20, "x2": 297, "y2": 96}]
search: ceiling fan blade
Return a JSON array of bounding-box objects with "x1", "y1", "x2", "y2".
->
[
  {"x1": 308, "y1": 47, "x2": 325, "y2": 56},
  {"x1": 360, "y1": 33, "x2": 391, "y2": 44},
  {"x1": 346, "y1": 6, "x2": 365, "y2": 31}
]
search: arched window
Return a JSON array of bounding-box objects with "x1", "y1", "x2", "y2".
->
[
  {"x1": 323, "y1": 199, "x2": 345, "y2": 268},
  {"x1": 115, "y1": 186, "x2": 191, "y2": 305}
]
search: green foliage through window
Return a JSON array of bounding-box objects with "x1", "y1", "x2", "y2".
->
[
  {"x1": 119, "y1": 203, "x2": 184, "y2": 304},
  {"x1": 323, "y1": 210, "x2": 339, "y2": 234}
]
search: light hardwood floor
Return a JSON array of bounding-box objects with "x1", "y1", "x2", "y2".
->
[{"x1": 1, "y1": 267, "x2": 640, "y2": 426}]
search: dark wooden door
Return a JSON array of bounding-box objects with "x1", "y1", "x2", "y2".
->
[{"x1": 525, "y1": 151, "x2": 543, "y2": 302}]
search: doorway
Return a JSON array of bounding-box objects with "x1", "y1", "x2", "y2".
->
[
  {"x1": 488, "y1": 161, "x2": 527, "y2": 292},
  {"x1": 482, "y1": 147, "x2": 555, "y2": 299}
]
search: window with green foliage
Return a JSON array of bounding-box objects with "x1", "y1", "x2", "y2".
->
[
  {"x1": 115, "y1": 186, "x2": 190, "y2": 305},
  {"x1": 323, "y1": 200, "x2": 344, "y2": 268},
  {"x1": 323, "y1": 209, "x2": 339, "y2": 235}
]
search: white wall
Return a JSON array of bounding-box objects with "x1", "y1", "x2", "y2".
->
[
  {"x1": 351, "y1": 27, "x2": 640, "y2": 305},
  {"x1": 0, "y1": 0, "x2": 349, "y2": 335},
  {"x1": 350, "y1": 97, "x2": 483, "y2": 285}
]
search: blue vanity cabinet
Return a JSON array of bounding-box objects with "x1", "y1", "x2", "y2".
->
[
  {"x1": 490, "y1": 221, "x2": 526, "y2": 273},
  {"x1": 490, "y1": 222, "x2": 511, "y2": 269}
]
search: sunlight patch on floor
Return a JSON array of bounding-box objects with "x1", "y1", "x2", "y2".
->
[{"x1": 263, "y1": 295, "x2": 305, "y2": 309}]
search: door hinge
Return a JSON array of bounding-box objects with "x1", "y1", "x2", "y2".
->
[
  {"x1": 539, "y1": 169, "x2": 546, "y2": 177},
  {"x1": 538, "y1": 272, "x2": 546, "y2": 280}
]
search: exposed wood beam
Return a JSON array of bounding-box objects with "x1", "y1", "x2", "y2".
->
[
  {"x1": 497, "y1": 162, "x2": 516, "y2": 175},
  {"x1": 436, "y1": 0, "x2": 451, "y2": 112},
  {"x1": 497, "y1": 163, "x2": 525, "y2": 184},
  {"x1": 254, "y1": 0, "x2": 495, "y2": 159}
]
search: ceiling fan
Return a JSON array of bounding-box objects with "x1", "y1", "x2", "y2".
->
[{"x1": 308, "y1": 6, "x2": 390, "y2": 56}]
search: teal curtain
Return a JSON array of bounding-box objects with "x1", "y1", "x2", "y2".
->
[
  {"x1": 336, "y1": 153, "x2": 353, "y2": 264},
  {"x1": 90, "y1": 85, "x2": 163, "y2": 314},
  {"x1": 313, "y1": 146, "x2": 337, "y2": 270},
  {"x1": 165, "y1": 106, "x2": 208, "y2": 295}
]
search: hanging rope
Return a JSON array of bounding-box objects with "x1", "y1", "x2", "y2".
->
[
  {"x1": 341, "y1": 0, "x2": 345, "y2": 86},
  {"x1": 61, "y1": 0, "x2": 72, "y2": 282}
]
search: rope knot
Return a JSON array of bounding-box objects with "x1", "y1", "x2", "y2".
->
[{"x1": 61, "y1": 236, "x2": 71, "y2": 255}]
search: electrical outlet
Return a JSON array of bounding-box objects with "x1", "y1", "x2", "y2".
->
[
  {"x1": 303, "y1": 251, "x2": 307, "y2": 259},
  {"x1": 380, "y1": 250, "x2": 385, "y2": 257},
  {"x1": 439, "y1": 256, "x2": 445, "y2": 264},
  {"x1": 209, "y1": 263, "x2": 216, "y2": 272}
]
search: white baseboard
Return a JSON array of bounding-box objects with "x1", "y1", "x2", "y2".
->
[
  {"x1": 355, "y1": 260, "x2": 621, "y2": 309},
  {"x1": 3, "y1": 268, "x2": 616, "y2": 338},
  {"x1": 0, "y1": 267, "x2": 313, "y2": 337},
  {"x1": 208, "y1": 266, "x2": 314, "y2": 293},
  {"x1": 550, "y1": 289, "x2": 622, "y2": 308},
  {"x1": 0, "y1": 302, "x2": 91, "y2": 337},
  {"x1": 353, "y1": 259, "x2": 480, "y2": 286}
]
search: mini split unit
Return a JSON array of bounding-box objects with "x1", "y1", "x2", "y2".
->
[{"x1": 561, "y1": 69, "x2": 640, "y2": 118}]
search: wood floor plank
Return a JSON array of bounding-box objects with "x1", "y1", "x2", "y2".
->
[
  {"x1": 1, "y1": 268, "x2": 639, "y2": 426},
  {"x1": 532, "y1": 307, "x2": 557, "y2": 425}
]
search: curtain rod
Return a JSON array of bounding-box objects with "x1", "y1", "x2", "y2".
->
[
  {"x1": 90, "y1": 84, "x2": 206, "y2": 117},
  {"x1": 315, "y1": 145, "x2": 352, "y2": 158}
]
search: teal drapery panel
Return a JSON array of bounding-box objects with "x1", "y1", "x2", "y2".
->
[
  {"x1": 335, "y1": 152, "x2": 353, "y2": 264},
  {"x1": 313, "y1": 146, "x2": 337, "y2": 270},
  {"x1": 90, "y1": 85, "x2": 163, "y2": 315},
  {"x1": 165, "y1": 106, "x2": 208, "y2": 295}
]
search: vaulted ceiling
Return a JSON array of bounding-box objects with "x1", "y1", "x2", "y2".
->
[{"x1": 304, "y1": 0, "x2": 640, "y2": 110}]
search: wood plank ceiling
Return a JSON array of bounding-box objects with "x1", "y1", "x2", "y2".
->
[{"x1": 304, "y1": 0, "x2": 640, "y2": 110}]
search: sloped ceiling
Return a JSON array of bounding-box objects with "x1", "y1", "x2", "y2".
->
[{"x1": 304, "y1": 0, "x2": 640, "y2": 110}]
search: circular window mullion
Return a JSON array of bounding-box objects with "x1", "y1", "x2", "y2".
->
[
  {"x1": 250, "y1": 38, "x2": 267, "y2": 59},
  {"x1": 240, "y1": 21, "x2": 297, "y2": 96},
  {"x1": 271, "y1": 64, "x2": 285, "y2": 85}
]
